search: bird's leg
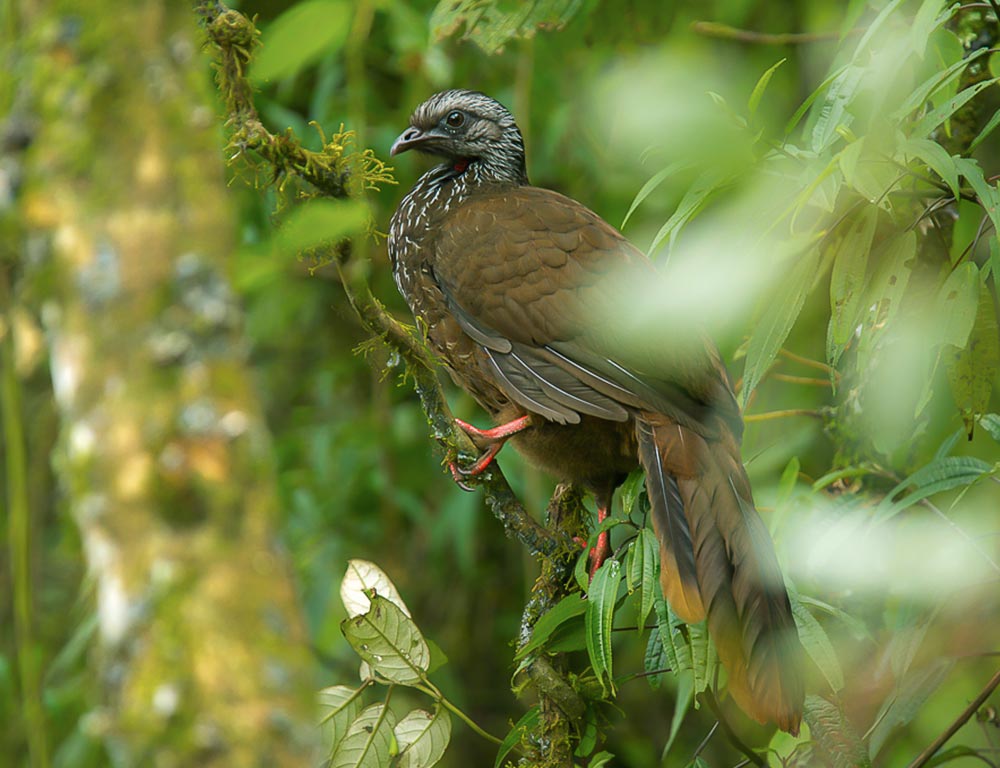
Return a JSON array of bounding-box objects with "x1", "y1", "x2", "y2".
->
[
  {"x1": 448, "y1": 414, "x2": 532, "y2": 490},
  {"x1": 588, "y1": 503, "x2": 612, "y2": 580}
]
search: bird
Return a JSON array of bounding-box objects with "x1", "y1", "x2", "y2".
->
[{"x1": 387, "y1": 89, "x2": 804, "y2": 732}]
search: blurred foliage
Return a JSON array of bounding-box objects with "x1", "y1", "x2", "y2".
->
[{"x1": 5, "y1": 0, "x2": 1000, "y2": 766}]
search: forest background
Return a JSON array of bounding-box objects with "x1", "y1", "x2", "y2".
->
[{"x1": 3, "y1": 0, "x2": 1000, "y2": 766}]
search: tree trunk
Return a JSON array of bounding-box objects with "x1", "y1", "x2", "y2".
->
[{"x1": 14, "y1": 0, "x2": 319, "y2": 763}]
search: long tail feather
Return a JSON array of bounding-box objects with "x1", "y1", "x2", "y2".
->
[{"x1": 637, "y1": 414, "x2": 804, "y2": 733}]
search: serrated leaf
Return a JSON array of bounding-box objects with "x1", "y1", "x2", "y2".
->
[
  {"x1": 341, "y1": 559, "x2": 411, "y2": 618},
  {"x1": 946, "y1": 282, "x2": 1000, "y2": 434},
  {"x1": 494, "y1": 706, "x2": 539, "y2": 768},
  {"x1": 911, "y1": 78, "x2": 998, "y2": 139},
  {"x1": 741, "y1": 249, "x2": 823, "y2": 407},
  {"x1": 830, "y1": 206, "x2": 877, "y2": 350},
  {"x1": 644, "y1": 623, "x2": 667, "y2": 689},
  {"x1": 804, "y1": 695, "x2": 871, "y2": 768},
  {"x1": 654, "y1": 596, "x2": 683, "y2": 674},
  {"x1": 790, "y1": 594, "x2": 844, "y2": 692},
  {"x1": 869, "y1": 659, "x2": 954, "y2": 757},
  {"x1": 662, "y1": 672, "x2": 693, "y2": 760},
  {"x1": 341, "y1": 595, "x2": 430, "y2": 685},
  {"x1": 688, "y1": 619, "x2": 717, "y2": 697},
  {"x1": 585, "y1": 559, "x2": 622, "y2": 694},
  {"x1": 810, "y1": 65, "x2": 864, "y2": 152},
  {"x1": 329, "y1": 704, "x2": 396, "y2": 768},
  {"x1": 279, "y1": 198, "x2": 370, "y2": 256},
  {"x1": 320, "y1": 685, "x2": 365, "y2": 755},
  {"x1": 979, "y1": 413, "x2": 1000, "y2": 442},
  {"x1": 933, "y1": 263, "x2": 981, "y2": 349},
  {"x1": 749, "y1": 58, "x2": 786, "y2": 119},
  {"x1": 252, "y1": 0, "x2": 350, "y2": 83},
  {"x1": 394, "y1": 707, "x2": 451, "y2": 768},
  {"x1": 875, "y1": 456, "x2": 993, "y2": 522},
  {"x1": 515, "y1": 593, "x2": 586, "y2": 660},
  {"x1": 626, "y1": 528, "x2": 658, "y2": 630}
]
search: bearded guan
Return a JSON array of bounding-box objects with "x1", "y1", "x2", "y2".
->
[{"x1": 387, "y1": 89, "x2": 804, "y2": 732}]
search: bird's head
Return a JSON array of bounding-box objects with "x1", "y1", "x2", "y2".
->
[{"x1": 390, "y1": 90, "x2": 527, "y2": 183}]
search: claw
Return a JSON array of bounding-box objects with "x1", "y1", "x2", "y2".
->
[{"x1": 446, "y1": 414, "x2": 532, "y2": 489}]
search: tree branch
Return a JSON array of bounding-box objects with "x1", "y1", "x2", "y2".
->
[
  {"x1": 193, "y1": 1, "x2": 562, "y2": 555},
  {"x1": 908, "y1": 668, "x2": 1000, "y2": 768}
]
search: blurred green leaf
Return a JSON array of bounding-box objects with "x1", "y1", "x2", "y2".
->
[
  {"x1": 933, "y1": 262, "x2": 981, "y2": 348},
  {"x1": 661, "y1": 671, "x2": 692, "y2": 760},
  {"x1": 957, "y1": 157, "x2": 1000, "y2": 237},
  {"x1": 875, "y1": 456, "x2": 993, "y2": 522},
  {"x1": 979, "y1": 413, "x2": 1000, "y2": 442},
  {"x1": 741, "y1": 249, "x2": 822, "y2": 407},
  {"x1": 648, "y1": 168, "x2": 732, "y2": 257},
  {"x1": 430, "y1": 0, "x2": 588, "y2": 54},
  {"x1": 394, "y1": 707, "x2": 451, "y2": 768},
  {"x1": 621, "y1": 161, "x2": 692, "y2": 229},
  {"x1": 341, "y1": 595, "x2": 430, "y2": 685},
  {"x1": 830, "y1": 206, "x2": 877, "y2": 352},
  {"x1": 901, "y1": 137, "x2": 959, "y2": 200},
  {"x1": 911, "y1": 79, "x2": 998, "y2": 140},
  {"x1": 329, "y1": 704, "x2": 397, "y2": 768},
  {"x1": 810, "y1": 65, "x2": 864, "y2": 152},
  {"x1": 643, "y1": 623, "x2": 667, "y2": 689},
  {"x1": 868, "y1": 659, "x2": 954, "y2": 757},
  {"x1": 278, "y1": 198, "x2": 370, "y2": 256},
  {"x1": 585, "y1": 558, "x2": 622, "y2": 694},
  {"x1": 804, "y1": 695, "x2": 871, "y2": 768},
  {"x1": 748, "y1": 58, "x2": 786, "y2": 120},
  {"x1": 252, "y1": 0, "x2": 350, "y2": 83},
  {"x1": 790, "y1": 593, "x2": 844, "y2": 692},
  {"x1": 589, "y1": 750, "x2": 614, "y2": 767},
  {"x1": 946, "y1": 282, "x2": 1000, "y2": 433}
]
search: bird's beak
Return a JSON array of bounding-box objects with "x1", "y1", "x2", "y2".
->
[{"x1": 390, "y1": 127, "x2": 424, "y2": 156}]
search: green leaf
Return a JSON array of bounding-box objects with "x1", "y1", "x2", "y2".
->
[
  {"x1": 748, "y1": 58, "x2": 786, "y2": 119},
  {"x1": 585, "y1": 558, "x2": 622, "y2": 693},
  {"x1": 956, "y1": 157, "x2": 1000, "y2": 236},
  {"x1": 620, "y1": 467, "x2": 646, "y2": 517},
  {"x1": 661, "y1": 672, "x2": 693, "y2": 760},
  {"x1": 901, "y1": 138, "x2": 959, "y2": 200},
  {"x1": 394, "y1": 707, "x2": 452, "y2": 768},
  {"x1": 979, "y1": 413, "x2": 1000, "y2": 442},
  {"x1": 430, "y1": 0, "x2": 587, "y2": 54},
  {"x1": 933, "y1": 262, "x2": 981, "y2": 349},
  {"x1": 875, "y1": 456, "x2": 993, "y2": 522},
  {"x1": 790, "y1": 594, "x2": 844, "y2": 692},
  {"x1": 622, "y1": 161, "x2": 693, "y2": 229},
  {"x1": 804, "y1": 695, "x2": 871, "y2": 768},
  {"x1": 515, "y1": 593, "x2": 586, "y2": 660},
  {"x1": 946, "y1": 282, "x2": 1000, "y2": 434},
  {"x1": 810, "y1": 65, "x2": 864, "y2": 152},
  {"x1": 785, "y1": 64, "x2": 848, "y2": 136},
  {"x1": 320, "y1": 685, "x2": 365, "y2": 755},
  {"x1": 589, "y1": 751, "x2": 614, "y2": 768},
  {"x1": 839, "y1": 138, "x2": 897, "y2": 204},
  {"x1": 625, "y1": 528, "x2": 658, "y2": 630},
  {"x1": 923, "y1": 745, "x2": 987, "y2": 767},
  {"x1": 830, "y1": 207, "x2": 877, "y2": 350},
  {"x1": 648, "y1": 168, "x2": 732, "y2": 256},
  {"x1": 911, "y1": 79, "x2": 998, "y2": 140},
  {"x1": 278, "y1": 198, "x2": 370, "y2": 255},
  {"x1": 892, "y1": 46, "x2": 986, "y2": 122},
  {"x1": 970, "y1": 104, "x2": 1000, "y2": 151},
  {"x1": 688, "y1": 619, "x2": 718, "y2": 697},
  {"x1": 868, "y1": 659, "x2": 954, "y2": 757},
  {"x1": 494, "y1": 706, "x2": 539, "y2": 768},
  {"x1": 252, "y1": 0, "x2": 350, "y2": 83},
  {"x1": 644, "y1": 622, "x2": 667, "y2": 689},
  {"x1": 852, "y1": 0, "x2": 906, "y2": 57},
  {"x1": 911, "y1": 0, "x2": 951, "y2": 59},
  {"x1": 341, "y1": 595, "x2": 430, "y2": 685},
  {"x1": 329, "y1": 704, "x2": 397, "y2": 768},
  {"x1": 741, "y1": 249, "x2": 823, "y2": 407}
]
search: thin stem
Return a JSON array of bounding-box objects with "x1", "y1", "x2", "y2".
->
[
  {"x1": 2, "y1": 269, "x2": 49, "y2": 768},
  {"x1": 691, "y1": 721, "x2": 720, "y2": 761},
  {"x1": 908, "y1": 668, "x2": 1000, "y2": 768},
  {"x1": 771, "y1": 373, "x2": 832, "y2": 387},
  {"x1": 744, "y1": 408, "x2": 822, "y2": 423},
  {"x1": 691, "y1": 20, "x2": 862, "y2": 44},
  {"x1": 437, "y1": 694, "x2": 505, "y2": 745},
  {"x1": 702, "y1": 690, "x2": 765, "y2": 767},
  {"x1": 778, "y1": 348, "x2": 837, "y2": 376}
]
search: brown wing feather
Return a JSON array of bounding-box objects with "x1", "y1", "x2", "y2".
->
[{"x1": 429, "y1": 185, "x2": 739, "y2": 434}]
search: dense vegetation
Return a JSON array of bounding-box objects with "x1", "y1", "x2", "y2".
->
[{"x1": 3, "y1": 0, "x2": 1000, "y2": 766}]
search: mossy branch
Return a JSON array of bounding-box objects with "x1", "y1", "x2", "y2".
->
[{"x1": 193, "y1": 0, "x2": 562, "y2": 557}]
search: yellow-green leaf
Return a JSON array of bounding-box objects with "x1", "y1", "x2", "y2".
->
[{"x1": 946, "y1": 282, "x2": 1000, "y2": 434}]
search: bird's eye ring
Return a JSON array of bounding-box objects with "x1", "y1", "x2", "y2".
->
[{"x1": 445, "y1": 110, "x2": 465, "y2": 128}]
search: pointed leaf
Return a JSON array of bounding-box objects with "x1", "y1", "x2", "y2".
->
[
  {"x1": 329, "y1": 704, "x2": 396, "y2": 768},
  {"x1": 946, "y1": 282, "x2": 1000, "y2": 433},
  {"x1": 626, "y1": 528, "x2": 658, "y2": 630},
  {"x1": 515, "y1": 593, "x2": 586, "y2": 660},
  {"x1": 341, "y1": 595, "x2": 430, "y2": 685},
  {"x1": 790, "y1": 594, "x2": 844, "y2": 692},
  {"x1": 662, "y1": 672, "x2": 693, "y2": 760},
  {"x1": 830, "y1": 206, "x2": 877, "y2": 349},
  {"x1": 341, "y1": 559, "x2": 411, "y2": 618},
  {"x1": 741, "y1": 249, "x2": 822, "y2": 406},
  {"x1": 394, "y1": 707, "x2": 452, "y2": 768},
  {"x1": 494, "y1": 706, "x2": 539, "y2": 768},
  {"x1": 804, "y1": 695, "x2": 871, "y2": 768},
  {"x1": 622, "y1": 161, "x2": 693, "y2": 229},
  {"x1": 901, "y1": 138, "x2": 959, "y2": 200},
  {"x1": 749, "y1": 58, "x2": 786, "y2": 119},
  {"x1": 320, "y1": 685, "x2": 365, "y2": 755},
  {"x1": 911, "y1": 78, "x2": 997, "y2": 139},
  {"x1": 585, "y1": 559, "x2": 622, "y2": 693},
  {"x1": 875, "y1": 456, "x2": 993, "y2": 522},
  {"x1": 644, "y1": 622, "x2": 667, "y2": 689},
  {"x1": 933, "y1": 262, "x2": 980, "y2": 349}
]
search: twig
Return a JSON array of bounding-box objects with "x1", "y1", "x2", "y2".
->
[
  {"x1": 744, "y1": 408, "x2": 822, "y2": 423},
  {"x1": 195, "y1": 0, "x2": 562, "y2": 557},
  {"x1": 908, "y1": 668, "x2": 1000, "y2": 768},
  {"x1": 778, "y1": 348, "x2": 838, "y2": 376},
  {"x1": 702, "y1": 690, "x2": 766, "y2": 767},
  {"x1": 691, "y1": 20, "x2": 862, "y2": 45},
  {"x1": 691, "y1": 721, "x2": 720, "y2": 761},
  {"x1": 771, "y1": 373, "x2": 832, "y2": 387}
]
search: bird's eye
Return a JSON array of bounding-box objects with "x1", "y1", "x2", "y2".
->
[{"x1": 445, "y1": 110, "x2": 465, "y2": 128}]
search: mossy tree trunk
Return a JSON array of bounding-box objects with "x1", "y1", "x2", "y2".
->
[{"x1": 13, "y1": 1, "x2": 319, "y2": 763}]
